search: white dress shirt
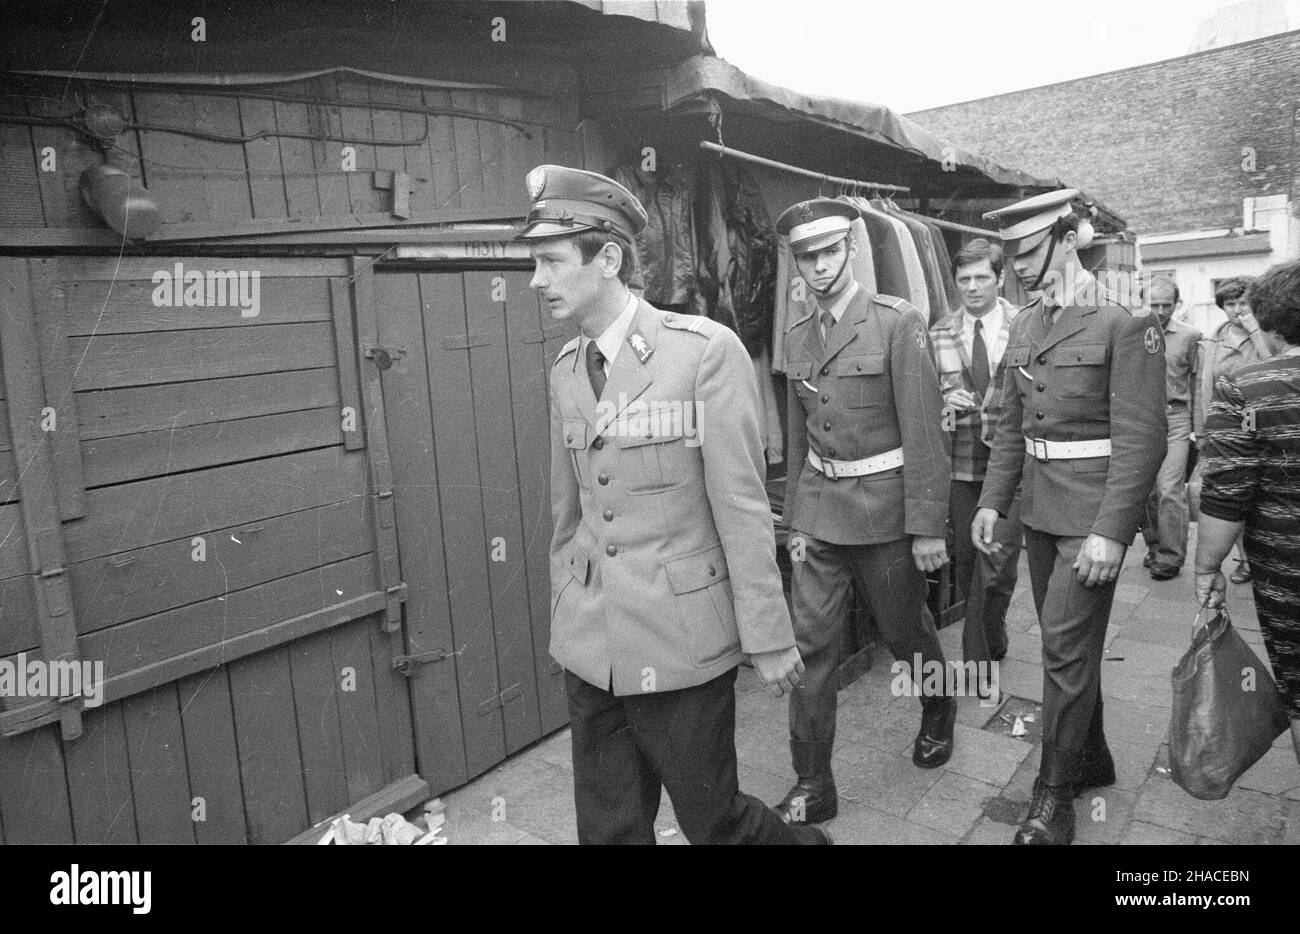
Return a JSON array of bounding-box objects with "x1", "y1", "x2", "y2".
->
[
  {"x1": 581, "y1": 292, "x2": 639, "y2": 375},
  {"x1": 817, "y1": 280, "x2": 861, "y2": 341},
  {"x1": 959, "y1": 299, "x2": 1008, "y2": 373}
]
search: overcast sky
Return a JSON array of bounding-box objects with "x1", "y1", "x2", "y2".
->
[{"x1": 704, "y1": 0, "x2": 1299, "y2": 113}]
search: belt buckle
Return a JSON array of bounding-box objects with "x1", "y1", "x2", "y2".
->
[
  {"x1": 823, "y1": 458, "x2": 838, "y2": 480},
  {"x1": 1032, "y1": 439, "x2": 1049, "y2": 463}
]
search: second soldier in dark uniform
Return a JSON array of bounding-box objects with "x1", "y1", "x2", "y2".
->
[
  {"x1": 775, "y1": 199, "x2": 954, "y2": 825},
  {"x1": 973, "y1": 190, "x2": 1166, "y2": 844}
]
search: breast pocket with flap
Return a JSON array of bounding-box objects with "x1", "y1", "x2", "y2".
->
[
  {"x1": 832, "y1": 353, "x2": 887, "y2": 407},
  {"x1": 614, "y1": 421, "x2": 691, "y2": 495},
  {"x1": 1054, "y1": 343, "x2": 1109, "y2": 398}
]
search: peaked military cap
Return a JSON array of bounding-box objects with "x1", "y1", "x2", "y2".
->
[
  {"x1": 515, "y1": 164, "x2": 647, "y2": 241},
  {"x1": 983, "y1": 188, "x2": 1079, "y2": 257},
  {"x1": 776, "y1": 198, "x2": 860, "y2": 255}
]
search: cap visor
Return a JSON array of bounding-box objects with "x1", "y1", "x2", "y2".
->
[
  {"x1": 791, "y1": 231, "x2": 849, "y2": 256},
  {"x1": 515, "y1": 220, "x2": 596, "y2": 240},
  {"x1": 1004, "y1": 227, "x2": 1051, "y2": 258}
]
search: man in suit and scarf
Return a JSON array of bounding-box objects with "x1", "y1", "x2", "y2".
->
[
  {"x1": 774, "y1": 198, "x2": 954, "y2": 827},
  {"x1": 930, "y1": 238, "x2": 1022, "y2": 699},
  {"x1": 523, "y1": 164, "x2": 829, "y2": 845}
]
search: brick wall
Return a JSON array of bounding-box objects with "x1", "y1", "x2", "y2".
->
[{"x1": 908, "y1": 30, "x2": 1300, "y2": 236}]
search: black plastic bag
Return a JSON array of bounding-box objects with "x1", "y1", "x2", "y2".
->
[{"x1": 1168, "y1": 607, "x2": 1289, "y2": 800}]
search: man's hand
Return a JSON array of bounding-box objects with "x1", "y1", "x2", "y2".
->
[
  {"x1": 946, "y1": 388, "x2": 980, "y2": 412},
  {"x1": 1195, "y1": 570, "x2": 1227, "y2": 609},
  {"x1": 751, "y1": 646, "x2": 805, "y2": 697},
  {"x1": 912, "y1": 536, "x2": 948, "y2": 573},
  {"x1": 972, "y1": 507, "x2": 1002, "y2": 556},
  {"x1": 1073, "y1": 534, "x2": 1126, "y2": 587}
]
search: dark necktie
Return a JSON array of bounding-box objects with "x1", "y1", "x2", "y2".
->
[
  {"x1": 971, "y1": 318, "x2": 990, "y2": 398},
  {"x1": 820, "y1": 309, "x2": 835, "y2": 346},
  {"x1": 585, "y1": 340, "x2": 606, "y2": 399}
]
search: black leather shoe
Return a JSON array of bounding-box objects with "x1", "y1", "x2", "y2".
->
[
  {"x1": 775, "y1": 740, "x2": 837, "y2": 824},
  {"x1": 1013, "y1": 778, "x2": 1076, "y2": 845},
  {"x1": 1149, "y1": 562, "x2": 1180, "y2": 581},
  {"x1": 913, "y1": 696, "x2": 956, "y2": 768},
  {"x1": 1075, "y1": 744, "x2": 1117, "y2": 795}
]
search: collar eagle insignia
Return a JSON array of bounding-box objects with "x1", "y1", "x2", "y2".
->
[{"x1": 628, "y1": 330, "x2": 653, "y2": 363}]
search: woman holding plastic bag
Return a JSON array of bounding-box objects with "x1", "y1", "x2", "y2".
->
[{"x1": 1193, "y1": 260, "x2": 1300, "y2": 775}]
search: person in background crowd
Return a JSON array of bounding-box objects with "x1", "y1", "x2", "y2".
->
[
  {"x1": 523, "y1": 164, "x2": 829, "y2": 845},
  {"x1": 974, "y1": 189, "x2": 1166, "y2": 845},
  {"x1": 775, "y1": 198, "x2": 953, "y2": 827},
  {"x1": 1195, "y1": 260, "x2": 1300, "y2": 768},
  {"x1": 1139, "y1": 277, "x2": 1201, "y2": 581},
  {"x1": 931, "y1": 238, "x2": 1022, "y2": 697},
  {"x1": 1193, "y1": 276, "x2": 1272, "y2": 584}
]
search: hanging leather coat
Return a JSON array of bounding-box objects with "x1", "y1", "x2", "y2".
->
[{"x1": 613, "y1": 163, "x2": 700, "y2": 309}]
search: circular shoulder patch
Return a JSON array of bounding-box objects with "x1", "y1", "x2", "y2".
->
[
  {"x1": 1143, "y1": 326, "x2": 1162, "y2": 355},
  {"x1": 915, "y1": 325, "x2": 928, "y2": 350}
]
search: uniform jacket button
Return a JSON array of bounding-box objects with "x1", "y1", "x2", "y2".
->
[
  {"x1": 821, "y1": 366, "x2": 830, "y2": 376},
  {"x1": 598, "y1": 473, "x2": 610, "y2": 485},
  {"x1": 827, "y1": 448, "x2": 838, "y2": 457},
  {"x1": 565, "y1": 433, "x2": 573, "y2": 443},
  {"x1": 1037, "y1": 355, "x2": 1047, "y2": 365},
  {"x1": 592, "y1": 436, "x2": 604, "y2": 450},
  {"x1": 1036, "y1": 384, "x2": 1045, "y2": 392},
  {"x1": 821, "y1": 395, "x2": 829, "y2": 404},
  {"x1": 603, "y1": 509, "x2": 614, "y2": 522},
  {"x1": 1036, "y1": 412, "x2": 1045, "y2": 420},
  {"x1": 823, "y1": 421, "x2": 832, "y2": 430},
  {"x1": 606, "y1": 544, "x2": 617, "y2": 557},
  {"x1": 707, "y1": 565, "x2": 717, "y2": 577}
]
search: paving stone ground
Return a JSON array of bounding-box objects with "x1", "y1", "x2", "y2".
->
[{"x1": 432, "y1": 523, "x2": 1297, "y2": 844}]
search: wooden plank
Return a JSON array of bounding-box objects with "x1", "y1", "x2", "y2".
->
[
  {"x1": 420, "y1": 271, "x2": 505, "y2": 778},
  {"x1": 505, "y1": 274, "x2": 571, "y2": 733},
  {"x1": 229, "y1": 645, "x2": 309, "y2": 844},
  {"x1": 238, "y1": 95, "x2": 289, "y2": 220},
  {"x1": 23, "y1": 97, "x2": 72, "y2": 227},
  {"x1": 274, "y1": 98, "x2": 322, "y2": 219},
  {"x1": 423, "y1": 87, "x2": 462, "y2": 210},
  {"x1": 330, "y1": 620, "x2": 386, "y2": 805},
  {"x1": 285, "y1": 773, "x2": 429, "y2": 845},
  {"x1": 351, "y1": 259, "x2": 403, "y2": 630},
  {"x1": 373, "y1": 271, "x2": 467, "y2": 793},
  {"x1": 64, "y1": 703, "x2": 138, "y2": 844},
  {"x1": 0, "y1": 504, "x2": 25, "y2": 579},
  {"x1": 367, "y1": 620, "x2": 415, "y2": 786},
  {"x1": 0, "y1": 727, "x2": 74, "y2": 843},
  {"x1": 176, "y1": 669, "x2": 248, "y2": 844},
  {"x1": 370, "y1": 78, "x2": 416, "y2": 219},
  {"x1": 56, "y1": 256, "x2": 347, "y2": 281},
  {"x1": 336, "y1": 74, "x2": 382, "y2": 216},
  {"x1": 474, "y1": 92, "x2": 508, "y2": 212},
  {"x1": 133, "y1": 92, "x2": 213, "y2": 225},
  {"x1": 63, "y1": 447, "x2": 368, "y2": 562},
  {"x1": 329, "y1": 278, "x2": 364, "y2": 450},
  {"x1": 26, "y1": 258, "x2": 86, "y2": 518},
  {"x1": 393, "y1": 84, "x2": 434, "y2": 217},
  {"x1": 499, "y1": 94, "x2": 545, "y2": 212},
  {"x1": 80, "y1": 406, "x2": 342, "y2": 489},
  {"x1": 0, "y1": 497, "x2": 374, "y2": 652},
  {"x1": 311, "y1": 76, "x2": 350, "y2": 217},
  {"x1": 0, "y1": 257, "x2": 81, "y2": 739},
  {"x1": 68, "y1": 321, "x2": 336, "y2": 391},
  {"x1": 122, "y1": 685, "x2": 196, "y2": 844},
  {"x1": 77, "y1": 368, "x2": 339, "y2": 441},
  {"x1": 287, "y1": 628, "x2": 350, "y2": 827},
  {"x1": 465, "y1": 270, "x2": 540, "y2": 754},
  {"x1": 62, "y1": 275, "x2": 331, "y2": 335},
  {"x1": 451, "y1": 90, "x2": 486, "y2": 209},
  {"x1": 1, "y1": 586, "x2": 387, "y2": 737}
]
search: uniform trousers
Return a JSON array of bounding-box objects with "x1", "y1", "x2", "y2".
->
[
  {"x1": 789, "y1": 534, "x2": 945, "y2": 744},
  {"x1": 1024, "y1": 527, "x2": 1120, "y2": 754},
  {"x1": 950, "y1": 478, "x2": 1021, "y2": 664},
  {"x1": 565, "y1": 668, "x2": 815, "y2": 845},
  {"x1": 1141, "y1": 404, "x2": 1192, "y2": 569}
]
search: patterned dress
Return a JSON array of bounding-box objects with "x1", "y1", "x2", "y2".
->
[{"x1": 1200, "y1": 354, "x2": 1300, "y2": 718}]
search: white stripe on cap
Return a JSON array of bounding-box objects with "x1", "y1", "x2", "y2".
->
[{"x1": 789, "y1": 215, "x2": 851, "y2": 247}]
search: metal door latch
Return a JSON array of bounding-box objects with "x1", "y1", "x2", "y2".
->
[
  {"x1": 392, "y1": 648, "x2": 454, "y2": 676},
  {"x1": 365, "y1": 345, "x2": 406, "y2": 371}
]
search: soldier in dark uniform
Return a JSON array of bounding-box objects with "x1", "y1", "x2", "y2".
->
[
  {"x1": 973, "y1": 190, "x2": 1166, "y2": 844},
  {"x1": 523, "y1": 165, "x2": 830, "y2": 845},
  {"x1": 774, "y1": 199, "x2": 954, "y2": 826}
]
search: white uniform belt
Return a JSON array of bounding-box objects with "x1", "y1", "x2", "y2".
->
[
  {"x1": 1024, "y1": 437, "x2": 1112, "y2": 461},
  {"x1": 807, "y1": 447, "x2": 903, "y2": 479}
]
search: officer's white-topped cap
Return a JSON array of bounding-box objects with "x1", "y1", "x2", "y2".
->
[
  {"x1": 983, "y1": 188, "x2": 1079, "y2": 256},
  {"x1": 776, "y1": 198, "x2": 860, "y2": 255}
]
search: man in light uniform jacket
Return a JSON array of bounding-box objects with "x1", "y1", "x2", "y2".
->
[
  {"x1": 775, "y1": 198, "x2": 954, "y2": 827},
  {"x1": 973, "y1": 189, "x2": 1167, "y2": 845},
  {"x1": 526, "y1": 164, "x2": 829, "y2": 845}
]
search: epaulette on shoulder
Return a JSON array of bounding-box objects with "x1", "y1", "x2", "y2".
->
[
  {"x1": 871, "y1": 294, "x2": 910, "y2": 312},
  {"x1": 554, "y1": 336, "x2": 580, "y2": 366},
  {"x1": 661, "y1": 312, "x2": 716, "y2": 337}
]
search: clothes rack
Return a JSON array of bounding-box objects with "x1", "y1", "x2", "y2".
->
[{"x1": 699, "y1": 140, "x2": 910, "y2": 195}]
